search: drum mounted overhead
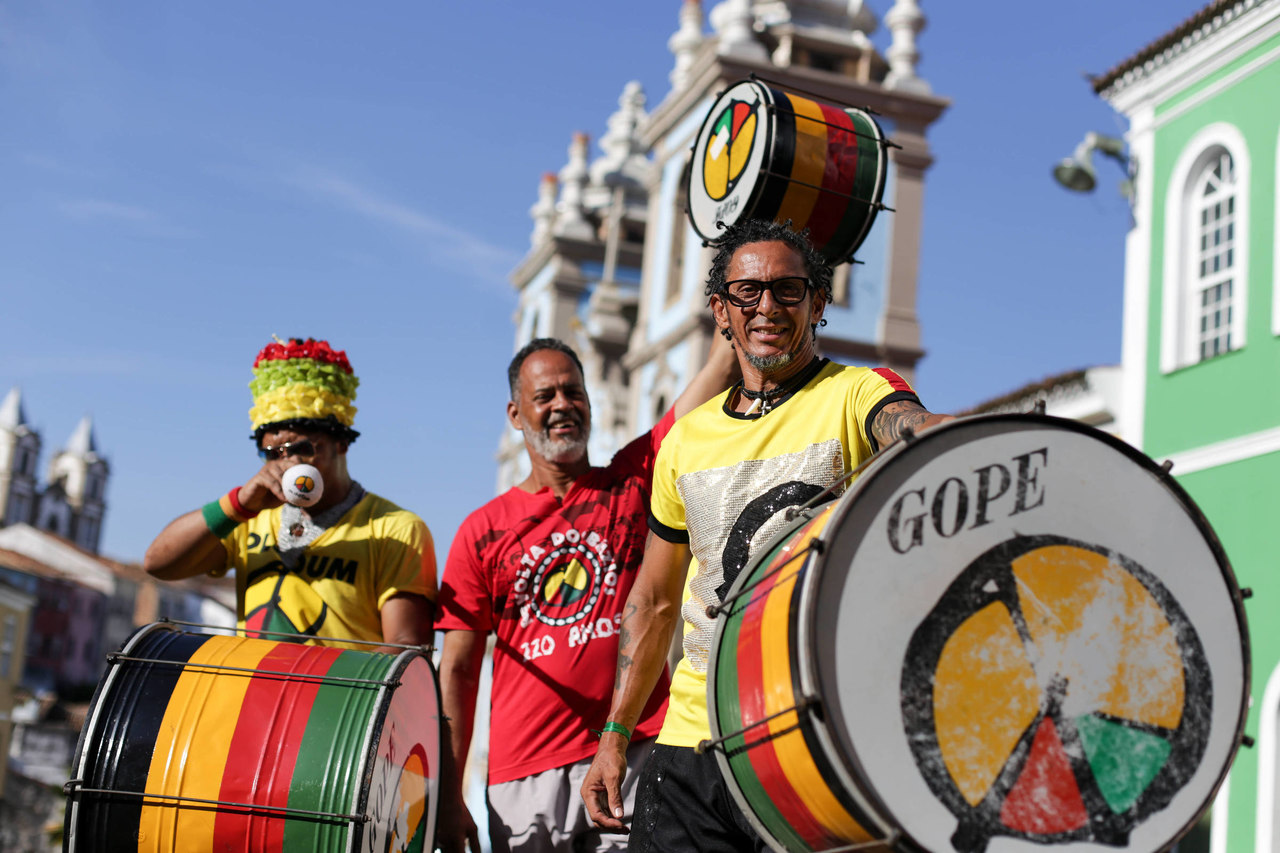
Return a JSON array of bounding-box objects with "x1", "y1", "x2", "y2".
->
[{"x1": 687, "y1": 78, "x2": 892, "y2": 264}]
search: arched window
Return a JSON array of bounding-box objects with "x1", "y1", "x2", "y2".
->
[
  {"x1": 1191, "y1": 150, "x2": 1237, "y2": 361},
  {"x1": 1161, "y1": 125, "x2": 1250, "y2": 372}
]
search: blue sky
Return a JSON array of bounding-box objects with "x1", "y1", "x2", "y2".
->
[{"x1": 1, "y1": 1, "x2": 1199, "y2": 566}]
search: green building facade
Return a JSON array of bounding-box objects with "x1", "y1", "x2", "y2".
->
[{"x1": 1097, "y1": 1, "x2": 1280, "y2": 849}]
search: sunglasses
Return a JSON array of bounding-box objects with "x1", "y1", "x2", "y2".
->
[
  {"x1": 722, "y1": 277, "x2": 812, "y2": 308},
  {"x1": 258, "y1": 439, "x2": 317, "y2": 461}
]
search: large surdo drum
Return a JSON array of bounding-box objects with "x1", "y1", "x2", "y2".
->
[
  {"x1": 64, "y1": 623, "x2": 439, "y2": 852},
  {"x1": 707, "y1": 414, "x2": 1249, "y2": 853}
]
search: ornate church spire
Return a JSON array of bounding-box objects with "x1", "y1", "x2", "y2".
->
[
  {"x1": 529, "y1": 173, "x2": 558, "y2": 246},
  {"x1": 710, "y1": 0, "x2": 768, "y2": 59},
  {"x1": 0, "y1": 387, "x2": 27, "y2": 431},
  {"x1": 589, "y1": 82, "x2": 649, "y2": 192},
  {"x1": 884, "y1": 0, "x2": 930, "y2": 92},
  {"x1": 554, "y1": 132, "x2": 594, "y2": 239},
  {"x1": 65, "y1": 415, "x2": 98, "y2": 456},
  {"x1": 669, "y1": 0, "x2": 705, "y2": 91}
]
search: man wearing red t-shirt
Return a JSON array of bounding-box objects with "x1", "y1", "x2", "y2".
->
[{"x1": 436, "y1": 337, "x2": 737, "y2": 853}]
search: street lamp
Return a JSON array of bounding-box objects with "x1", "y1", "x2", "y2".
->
[{"x1": 1053, "y1": 132, "x2": 1133, "y2": 199}]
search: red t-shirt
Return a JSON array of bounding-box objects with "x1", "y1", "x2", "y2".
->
[{"x1": 438, "y1": 412, "x2": 674, "y2": 783}]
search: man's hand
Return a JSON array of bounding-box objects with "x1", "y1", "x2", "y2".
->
[
  {"x1": 581, "y1": 732, "x2": 631, "y2": 831},
  {"x1": 434, "y1": 792, "x2": 482, "y2": 853},
  {"x1": 235, "y1": 457, "x2": 294, "y2": 514}
]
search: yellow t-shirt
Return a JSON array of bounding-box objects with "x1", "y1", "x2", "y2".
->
[
  {"x1": 219, "y1": 492, "x2": 437, "y2": 648},
  {"x1": 648, "y1": 360, "x2": 917, "y2": 746}
]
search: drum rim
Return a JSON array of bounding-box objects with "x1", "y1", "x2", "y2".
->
[
  {"x1": 706, "y1": 500, "x2": 901, "y2": 851},
  {"x1": 834, "y1": 107, "x2": 887, "y2": 264},
  {"x1": 687, "y1": 79, "x2": 776, "y2": 246},
  {"x1": 351, "y1": 650, "x2": 441, "y2": 853},
  {"x1": 706, "y1": 506, "x2": 824, "y2": 852},
  {"x1": 65, "y1": 621, "x2": 175, "y2": 853},
  {"x1": 803, "y1": 412, "x2": 1251, "y2": 853}
]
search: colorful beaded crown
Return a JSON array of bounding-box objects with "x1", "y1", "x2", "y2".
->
[{"x1": 248, "y1": 337, "x2": 360, "y2": 444}]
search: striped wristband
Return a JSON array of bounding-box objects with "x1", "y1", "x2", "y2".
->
[
  {"x1": 202, "y1": 488, "x2": 256, "y2": 538},
  {"x1": 225, "y1": 487, "x2": 259, "y2": 520}
]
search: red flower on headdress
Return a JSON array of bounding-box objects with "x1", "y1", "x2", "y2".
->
[{"x1": 253, "y1": 337, "x2": 352, "y2": 373}]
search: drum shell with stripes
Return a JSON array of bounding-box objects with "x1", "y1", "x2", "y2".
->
[
  {"x1": 64, "y1": 623, "x2": 439, "y2": 853},
  {"x1": 687, "y1": 79, "x2": 888, "y2": 264}
]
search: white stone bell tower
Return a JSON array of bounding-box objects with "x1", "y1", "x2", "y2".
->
[{"x1": 0, "y1": 388, "x2": 41, "y2": 528}]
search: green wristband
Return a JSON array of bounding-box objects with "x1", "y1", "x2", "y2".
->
[
  {"x1": 602, "y1": 721, "x2": 632, "y2": 740},
  {"x1": 202, "y1": 500, "x2": 239, "y2": 538}
]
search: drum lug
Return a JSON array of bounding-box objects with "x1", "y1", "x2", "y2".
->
[
  {"x1": 1243, "y1": 734, "x2": 1256, "y2": 749},
  {"x1": 1241, "y1": 587, "x2": 1253, "y2": 599},
  {"x1": 1161, "y1": 459, "x2": 1174, "y2": 473}
]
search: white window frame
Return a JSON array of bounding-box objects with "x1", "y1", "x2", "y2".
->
[
  {"x1": 1161, "y1": 123, "x2": 1250, "y2": 372},
  {"x1": 1273, "y1": 122, "x2": 1280, "y2": 337},
  {"x1": 1256, "y1": 660, "x2": 1280, "y2": 852}
]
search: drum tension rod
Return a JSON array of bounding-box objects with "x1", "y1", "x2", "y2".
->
[
  {"x1": 62, "y1": 779, "x2": 370, "y2": 824},
  {"x1": 706, "y1": 540, "x2": 823, "y2": 619},
  {"x1": 747, "y1": 71, "x2": 899, "y2": 130},
  {"x1": 697, "y1": 695, "x2": 822, "y2": 755},
  {"x1": 159, "y1": 618, "x2": 438, "y2": 655},
  {"x1": 756, "y1": 168, "x2": 895, "y2": 211},
  {"x1": 104, "y1": 653, "x2": 403, "y2": 689}
]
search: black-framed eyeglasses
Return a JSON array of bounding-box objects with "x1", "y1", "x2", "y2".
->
[
  {"x1": 258, "y1": 439, "x2": 317, "y2": 461},
  {"x1": 722, "y1": 277, "x2": 812, "y2": 308}
]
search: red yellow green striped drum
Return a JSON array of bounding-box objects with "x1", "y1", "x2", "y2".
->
[
  {"x1": 687, "y1": 78, "x2": 888, "y2": 263},
  {"x1": 64, "y1": 623, "x2": 439, "y2": 852},
  {"x1": 707, "y1": 414, "x2": 1248, "y2": 853}
]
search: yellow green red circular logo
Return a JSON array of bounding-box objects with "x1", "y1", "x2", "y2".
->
[{"x1": 702, "y1": 99, "x2": 757, "y2": 201}]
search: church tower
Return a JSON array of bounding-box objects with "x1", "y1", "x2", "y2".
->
[
  {"x1": 499, "y1": 83, "x2": 654, "y2": 490},
  {"x1": 37, "y1": 416, "x2": 108, "y2": 553},
  {"x1": 0, "y1": 388, "x2": 41, "y2": 528}
]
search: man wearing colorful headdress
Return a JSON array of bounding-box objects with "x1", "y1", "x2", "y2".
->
[
  {"x1": 434, "y1": 335, "x2": 738, "y2": 853},
  {"x1": 144, "y1": 337, "x2": 436, "y2": 649}
]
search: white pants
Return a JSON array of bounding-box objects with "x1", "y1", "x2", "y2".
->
[{"x1": 486, "y1": 738, "x2": 654, "y2": 853}]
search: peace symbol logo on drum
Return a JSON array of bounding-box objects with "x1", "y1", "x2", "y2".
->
[{"x1": 901, "y1": 534, "x2": 1212, "y2": 853}]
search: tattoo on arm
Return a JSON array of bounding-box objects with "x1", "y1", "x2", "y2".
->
[
  {"x1": 616, "y1": 603, "x2": 638, "y2": 689},
  {"x1": 873, "y1": 400, "x2": 933, "y2": 448}
]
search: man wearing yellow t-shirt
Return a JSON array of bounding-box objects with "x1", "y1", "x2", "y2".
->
[
  {"x1": 144, "y1": 337, "x2": 435, "y2": 649},
  {"x1": 581, "y1": 221, "x2": 950, "y2": 850}
]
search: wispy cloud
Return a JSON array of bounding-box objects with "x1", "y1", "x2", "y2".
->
[
  {"x1": 54, "y1": 198, "x2": 197, "y2": 238},
  {"x1": 283, "y1": 168, "x2": 521, "y2": 280},
  {"x1": 57, "y1": 198, "x2": 154, "y2": 222}
]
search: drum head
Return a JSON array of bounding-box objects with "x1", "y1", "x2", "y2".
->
[
  {"x1": 689, "y1": 80, "x2": 773, "y2": 243},
  {"x1": 802, "y1": 415, "x2": 1248, "y2": 853},
  {"x1": 360, "y1": 653, "x2": 441, "y2": 853}
]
